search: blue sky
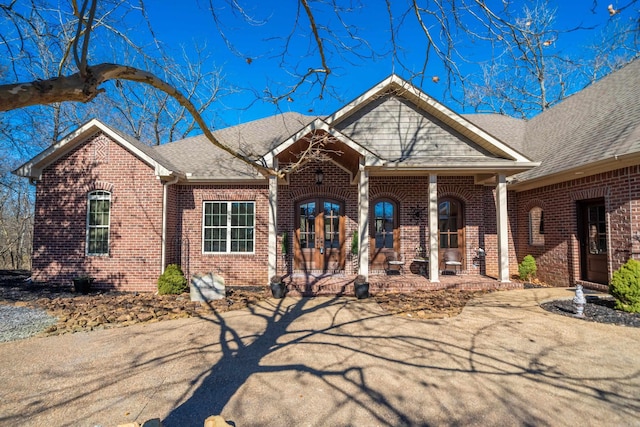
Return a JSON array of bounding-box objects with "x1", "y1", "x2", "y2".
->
[{"x1": 141, "y1": 0, "x2": 627, "y2": 127}]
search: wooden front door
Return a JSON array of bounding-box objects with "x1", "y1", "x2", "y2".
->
[
  {"x1": 294, "y1": 199, "x2": 345, "y2": 272},
  {"x1": 579, "y1": 200, "x2": 608, "y2": 284}
]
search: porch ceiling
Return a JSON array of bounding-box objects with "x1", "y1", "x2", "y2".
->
[{"x1": 276, "y1": 129, "x2": 362, "y2": 177}]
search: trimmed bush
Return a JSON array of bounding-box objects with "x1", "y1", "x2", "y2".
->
[
  {"x1": 518, "y1": 255, "x2": 537, "y2": 281},
  {"x1": 158, "y1": 264, "x2": 188, "y2": 295},
  {"x1": 609, "y1": 259, "x2": 640, "y2": 313}
]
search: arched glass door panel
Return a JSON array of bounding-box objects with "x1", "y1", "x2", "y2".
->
[{"x1": 295, "y1": 198, "x2": 345, "y2": 271}]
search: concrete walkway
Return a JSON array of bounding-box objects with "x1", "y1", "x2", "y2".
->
[{"x1": 1, "y1": 287, "x2": 639, "y2": 427}]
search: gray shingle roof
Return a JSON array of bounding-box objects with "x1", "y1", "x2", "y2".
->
[
  {"x1": 153, "y1": 112, "x2": 316, "y2": 179},
  {"x1": 462, "y1": 114, "x2": 527, "y2": 153},
  {"x1": 514, "y1": 58, "x2": 640, "y2": 182}
]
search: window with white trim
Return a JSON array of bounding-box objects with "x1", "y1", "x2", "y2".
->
[
  {"x1": 203, "y1": 201, "x2": 255, "y2": 253},
  {"x1": 87, "y1": 191, "x2": 111, "y2": 255}
]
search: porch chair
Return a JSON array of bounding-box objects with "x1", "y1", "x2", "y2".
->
[
  {"x1": 384, "y1": 251, "x2": 406, "y2": 275},
  {"x1": 442, "y1": 248, "x2": 462, "y2": 274}
]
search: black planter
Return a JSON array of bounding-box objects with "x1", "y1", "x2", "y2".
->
[
  {"x1": 73, "y1": 277, "x2": 93, "y2": 294},
  {"x1": 355, "y1": 282, "x2": 369, "y2": 299},
  {"x1": 270, "y1": 282, "x2": 286, "y2": 299}
]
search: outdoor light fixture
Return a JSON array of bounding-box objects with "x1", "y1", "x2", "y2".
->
[{"x1": 315, "y1": 168, "x2": 324, "y2": 185}]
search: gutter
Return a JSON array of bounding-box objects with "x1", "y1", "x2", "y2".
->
[{"x1": 161, "y1": 175, "x2": 180, "y2": 274}]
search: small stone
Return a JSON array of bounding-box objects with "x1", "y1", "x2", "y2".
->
[
  {"x1": 141, "y1": 418, "x2": 163, "y2": 427},
  {"x1": 204, "y1": 415, "x2": 232, "y2": 427},
  {"x1": 136, "y1": 312, "x2": 154, "y2": 322}
]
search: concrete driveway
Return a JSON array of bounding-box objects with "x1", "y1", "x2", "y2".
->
[{"x1": 1, "y1": 287, "x2": 639, "y2": 427}]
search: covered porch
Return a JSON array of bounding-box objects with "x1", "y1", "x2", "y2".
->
[{"x1": 283, "y1": 272, "x2": 523, "y2": 297}]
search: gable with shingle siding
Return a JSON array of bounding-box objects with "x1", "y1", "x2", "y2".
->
[{"x1": 334, "y1": 94, "x2": 498, "y2": 162}]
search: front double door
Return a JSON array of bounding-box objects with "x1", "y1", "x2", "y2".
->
[{"x1": 295, "y1": 198, "x2": 345, "y2": 272}]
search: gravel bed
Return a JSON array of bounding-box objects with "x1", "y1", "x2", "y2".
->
[
  {"x1": 541, "y1": 295, "x2": 640, "y2": 328},
  {"x1": 0, "y1": 305, "x2": 58, "y2": 342}
]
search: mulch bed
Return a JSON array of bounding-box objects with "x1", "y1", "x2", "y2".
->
[
  {"x1": 2, "y1": 270, "x2": 638, "y2": 337},
  {"x1": 0, "y1": 270, "x2": 482, "y2": 336},
  {"x1": 541, "y1": 295, "x2": 640, "y2": 328}
]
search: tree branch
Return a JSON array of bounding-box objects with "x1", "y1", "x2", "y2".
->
[{"x1": 0, "y1": 63, "x2": 279, "y2": 177}]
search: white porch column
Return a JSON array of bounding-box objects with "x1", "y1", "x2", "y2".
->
[
  {"x1": 267, "y1": 173, "x2": 278, "y2": 283},
  {"x1": 429, "y1": 174, "x2": 439, "y2": 282},
  {"x1": 496, "y1": 174, "x2": 510, "y2": 282},
  {"x1": 358, "y1": 166, "x2": 370, "y2": 278}
]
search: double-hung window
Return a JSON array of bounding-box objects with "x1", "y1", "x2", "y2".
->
[
  {"x1": 87, "y1": 191, "x2": 111, "y2": 255},
  {"x1": 203, "y1": 201, "x2": 255, "y2": 253}
]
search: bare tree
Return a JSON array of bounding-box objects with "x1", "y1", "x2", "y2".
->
[
  {"x1": 0, "y1": 161, "x2": 32, "y2": 270},
  {"x1": 1, "y1": 0, "x2": 639, "y2": 160},
  {"x1": 1, "y1": 0, "x2": 275, "y2": 175}
]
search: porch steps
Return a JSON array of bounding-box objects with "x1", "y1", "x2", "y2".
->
[{"x1": 283, "y1": 274, "x2": 523, "y2": 297}]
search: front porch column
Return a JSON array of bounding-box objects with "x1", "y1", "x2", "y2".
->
[
  {"x1": 358, "y1": 166, "x2": 370, "y2": 278},
  {"x1": 496, "y1": 174, "x2": 510, "y2": 282},
  {"x1": 267, "y1": 173, "x2": 278, "y2": 283},
  {"x1": 429, "y1": 174, "x2": 439, "y2": 282}
]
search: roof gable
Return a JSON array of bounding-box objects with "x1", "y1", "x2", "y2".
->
[
  {"x1": 335, "y1": 94, "x2": 498, "y2": 162},
  {"x1": 14, "y1": 119, "x2": 177, "y2": 180},
  {"x1": 326, "y1": 75, "x2": 534, "y2": 164}
]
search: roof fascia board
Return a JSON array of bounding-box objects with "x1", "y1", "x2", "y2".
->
[
  {"x1": 178, "y1": 177, "x2": 267, "y2": 185},
  {"x1": 370, "y1": 161, "x2": 540, "y2": 175},
  {"x1": 510, "y1": 154, "x2": 640, "y2": 192}
]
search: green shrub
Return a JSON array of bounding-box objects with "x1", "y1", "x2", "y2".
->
[
  {"x1": 351, "y1": 230, "x2": 359, "y2": 255},
  {"x1": 158, "y1": 264, "x2": 188, "y2": 295},
  {"x1": 609, "y1": 259, "x2": 640, "y2": 313},
  {"x1": 281, "y1": 232, "x2": 288, "y2": 255},
  {"x1": 518, "y1": 255, "x2": 537, "y2": 281}
]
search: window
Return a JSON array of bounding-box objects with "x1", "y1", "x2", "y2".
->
[
  {"x1": 373, "y1": 200, "x2": 396, "y2": 249},
  {"x1": 528, "y1": 206, "x2": 545, "y2": 246},
  {"x1": 87, "y1": 191, "x2": 111, "y2": 255},
  {"x1": 439, "y1": 199, "x2": 461, "y2": 248},
  {"x1": 203, "y1": 201, "x2": 255, "y2": 253},
  {"x1": 587, "y1": 205, "x2": 606, "y2": 254}
]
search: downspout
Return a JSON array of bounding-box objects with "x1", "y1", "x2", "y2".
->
[{"x1": 161, "y1": 175, "x2": 179, "y2": 274}]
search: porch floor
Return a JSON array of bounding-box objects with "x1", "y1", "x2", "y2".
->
[{"x1": 284, "y1": 272, "x2": 523, "y2": 297}]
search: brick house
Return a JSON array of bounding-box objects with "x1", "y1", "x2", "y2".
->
[{"x1": 14, "y1": 59, "x2": 640, "y2": 293}]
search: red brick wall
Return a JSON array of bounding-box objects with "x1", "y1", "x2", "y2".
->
[
  {"x1": 436, "y1": 177, "x2": 517, "y2": 278},
  {"x1": 32, "y1": 132, "x2": 164, "y2": 291},
  {"x1": 174, "y1": 184, "x2": 270, "y2": 286},
  {"x1": 514, "y1": 166, "x2": 640, "y2": 287}
]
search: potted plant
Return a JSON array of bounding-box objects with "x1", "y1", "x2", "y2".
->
[
  {"x1": 354, "y1": 274, "x2": 369, "y2": 299},
  {"x1": 270, "y1": 275, "x2": 286, "y2": 299},
  {"x1": 351, "y1": 230, "x2": 359, "y2": 271},
  {"x1": 73, "y1": 276, "x2": 94, "y2": 294},
  {"x1": 281, "y1": 232, "x2": 289, "y2": 255}
]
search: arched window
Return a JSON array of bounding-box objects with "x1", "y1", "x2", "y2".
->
[
  {"x1": 373, "y1": 199, "x2": 397, "y2": 249},
  {"x1": 528, "y1": 206, "x2": 545, "y2": 246},
  {"x1": 87, "y1": 191, "x2": 111, "y2": 255}
]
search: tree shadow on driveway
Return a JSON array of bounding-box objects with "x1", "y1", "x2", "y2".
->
[{"x1": 162, "y1": 292, "x2": 640, "y2": 426}]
